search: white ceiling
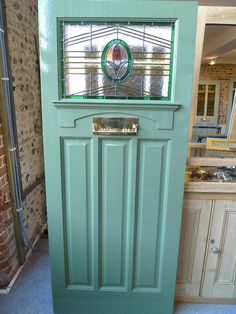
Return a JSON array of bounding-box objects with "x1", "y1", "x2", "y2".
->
[{"x1": 202, "y1": 25, "x2": 236, "y2": 64}]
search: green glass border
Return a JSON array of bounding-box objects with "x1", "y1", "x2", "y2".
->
[
  {"x1": 168, "y1": 23, "x2": 175, "y2": 100},
  {"x1": 60, "y1": 21, "x2": 66, "y2": 101},
  {"x1": 60, "y1": 21, "x2": 175, "y2": 101}
]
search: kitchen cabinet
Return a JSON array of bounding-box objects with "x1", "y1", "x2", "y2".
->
[
  {"x1": 202, "y1": 200, "x2": 236, "y2": 298},
  {"x1": 176, "y1": 192, "x2": 236, "y2": 300},
  {"x1": 176, "y1": 199, "x2": 211, "y2": 297}
]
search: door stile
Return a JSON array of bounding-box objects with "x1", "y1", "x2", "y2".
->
[
  {"x1": 127, "y1": 137, "x2": 138, "y2": 292},
  {"x1": 91, "y1": 136, "x2": 99, "y2": 290},
  {"x1": 48, "y1": 134, "x2": 70, "y2": 296}
]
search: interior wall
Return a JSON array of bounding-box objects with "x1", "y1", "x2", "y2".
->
[
  {"x1": 200, "y1": 63, "x2": 236, "y2": 125},
  {"x1": 5, "y1": 0, "x2": 46, "y2": 241}
]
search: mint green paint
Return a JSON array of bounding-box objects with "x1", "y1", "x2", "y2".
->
[
  {"x1": 38, "y1": 1, "x2": 197, "y2": 313},
  {"x1": 100, "y1": 138, "x2": 130, "y2": 288},
  {"x1": 134, "y1": 140, "x2": 167, "y2": 291},
  {"x1": 63, "y1": 139, "x2": 93, "y2": 287}
]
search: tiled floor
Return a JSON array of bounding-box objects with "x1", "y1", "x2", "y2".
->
[{"x1": 0, "y1": 239, "x2": 235, "y2": 314}]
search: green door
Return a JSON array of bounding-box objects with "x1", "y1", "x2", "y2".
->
[{"x1": 39, "y1": 1, "x2": 197, "y2": 313}]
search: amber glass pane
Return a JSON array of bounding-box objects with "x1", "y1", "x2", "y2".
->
[
  {"x1": 197, "y1": 84, "x2": 206, "y2": 116},
  {"x1": 206, "y1": 85, "x2": 215, "y2": 116}
]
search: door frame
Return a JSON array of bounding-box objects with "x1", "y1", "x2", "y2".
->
[{"x1": 226, "y1": 77, "x2": 236, "y2": 132}]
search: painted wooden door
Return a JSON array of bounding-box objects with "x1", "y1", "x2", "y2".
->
[
  {"x1": 202, "y1": 200, "x2": 236, "y2": 298},
  {"x1": 176, "y1": 198, "x2": 212, "y2": 297},
  {"x1": 38, "y1": 1, "x2": 197, "y2": 313}
]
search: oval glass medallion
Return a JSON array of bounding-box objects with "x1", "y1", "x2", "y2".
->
[{"x1": 101, "y1": 39, "x2": 133, "y2": 82}]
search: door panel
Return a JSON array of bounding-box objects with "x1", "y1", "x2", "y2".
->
[
  {"x1": 99, "y1": 138, "x2": 131, "y2": 290},
  {"x1": 176, "y1": 199, "x2": 212, "y2": 297},
  {"x1": 202, "y1": 200, "x2": 236, "y2": 298},
  {"x1": 133, "y1": 140, "x2": 168, "y2": 292},
  {"x1": 62, "y1": 137, "x2": 170, "y2": 293},
  {"x1": 215, "y1": 211, "x2": 236, "y2": 284},
  {"x1": 62, "y1": 138, "x2": 94, "y2": 289},
  {"x1": 39, "y1": 1, "x2": 197, "y2": 313}
]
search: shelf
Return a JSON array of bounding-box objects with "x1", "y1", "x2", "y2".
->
[
  {"x1": 187, "y1": 157, "x2": 236, "y2": 167},
  {"x1": 185, "y1": 182, "x2": 236, "y2": 193}
]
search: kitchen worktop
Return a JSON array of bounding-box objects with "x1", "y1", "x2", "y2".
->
[{"x1": 185, "y1": 181, "x2": 236, "y2": 193}]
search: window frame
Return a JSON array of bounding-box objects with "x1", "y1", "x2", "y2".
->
[{"x1": 59, "y1": 20, "x2": 175, "y2": 101}]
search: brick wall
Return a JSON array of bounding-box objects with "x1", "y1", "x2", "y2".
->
[
  {"x1": 200, "y1": 64, "x2": 236, "y2": 125},
  {"x1": 0, "y1": 0, "x2": 46, "y2": 287},
  {"x1": 5, "y1": 0, "x2": 46, "y2": 242},
  {"x1": 0, "y1": 122, "x2": 19, "y2": 287}
]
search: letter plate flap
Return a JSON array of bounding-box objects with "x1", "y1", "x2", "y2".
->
[{"x1": 93, "y1": 117, "x2": 138, "y2": 135}]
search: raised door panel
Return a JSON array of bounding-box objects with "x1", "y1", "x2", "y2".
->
[
  {"x1": 98, "y1": 138, "x2": 132, "y2": 291},
  {"x1": 133, "y1": 140, "x2": 168, "y2": 292},
  {"x1": 202, "y1": 200, "x2": 236, "y2": 298},
  {"x1": 62, "y1": 138, "x2": 94, "y2": 289},
  {"x1": 61, "y1": 137, "x2": 170, "y2": 295},
  {"x1": 176, "y1": 198, "x2": 212, "y2": 297}
]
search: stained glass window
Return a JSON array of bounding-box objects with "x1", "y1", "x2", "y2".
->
[
  {"x1": 61, "y1": 22, "x2": 175, "y2": 100},
  {"x1": 206, "y1": 85, "x2": 216, "y2": 116},
  {"x1": 197, "y1": 85, "x2": 206, "y2": 116}
]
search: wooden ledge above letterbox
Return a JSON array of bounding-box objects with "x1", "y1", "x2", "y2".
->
[{"x1": 53, "y1": 101, "x2": 181, "y2": 130}]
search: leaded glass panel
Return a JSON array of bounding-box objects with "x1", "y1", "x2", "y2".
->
[
  {"x1": 206, "y1": 85, "x2": 216, "y2": 116},
  {"x1": 61, "y1": 22, "x2": 175, "y2": 100},
  {"x1": 197, "y1": 85, "x2": 206, "y2": 116}
]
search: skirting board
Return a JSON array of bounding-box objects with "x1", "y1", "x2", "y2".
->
[
  {"x1": 0, "y1": 222, "x2": 48, "y2": 295},
  {"x1": 175, "y1": 296, "x2": 236, "y2": 304}
]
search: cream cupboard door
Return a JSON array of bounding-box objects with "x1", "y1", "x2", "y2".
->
[
  {"x1": 202, "y1": 200, "x2": 236, "y2": 298},
  {"x1": 176, "y1": 199, "x2": 212, "y2": 297}
]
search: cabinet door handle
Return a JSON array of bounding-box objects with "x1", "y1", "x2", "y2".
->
[
  {"x1": 211, "y1": 246, "x2": 220, "y2": 254},
  {"x1": 201, "y1": 117, "x2": 209, "y2": 122}
]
